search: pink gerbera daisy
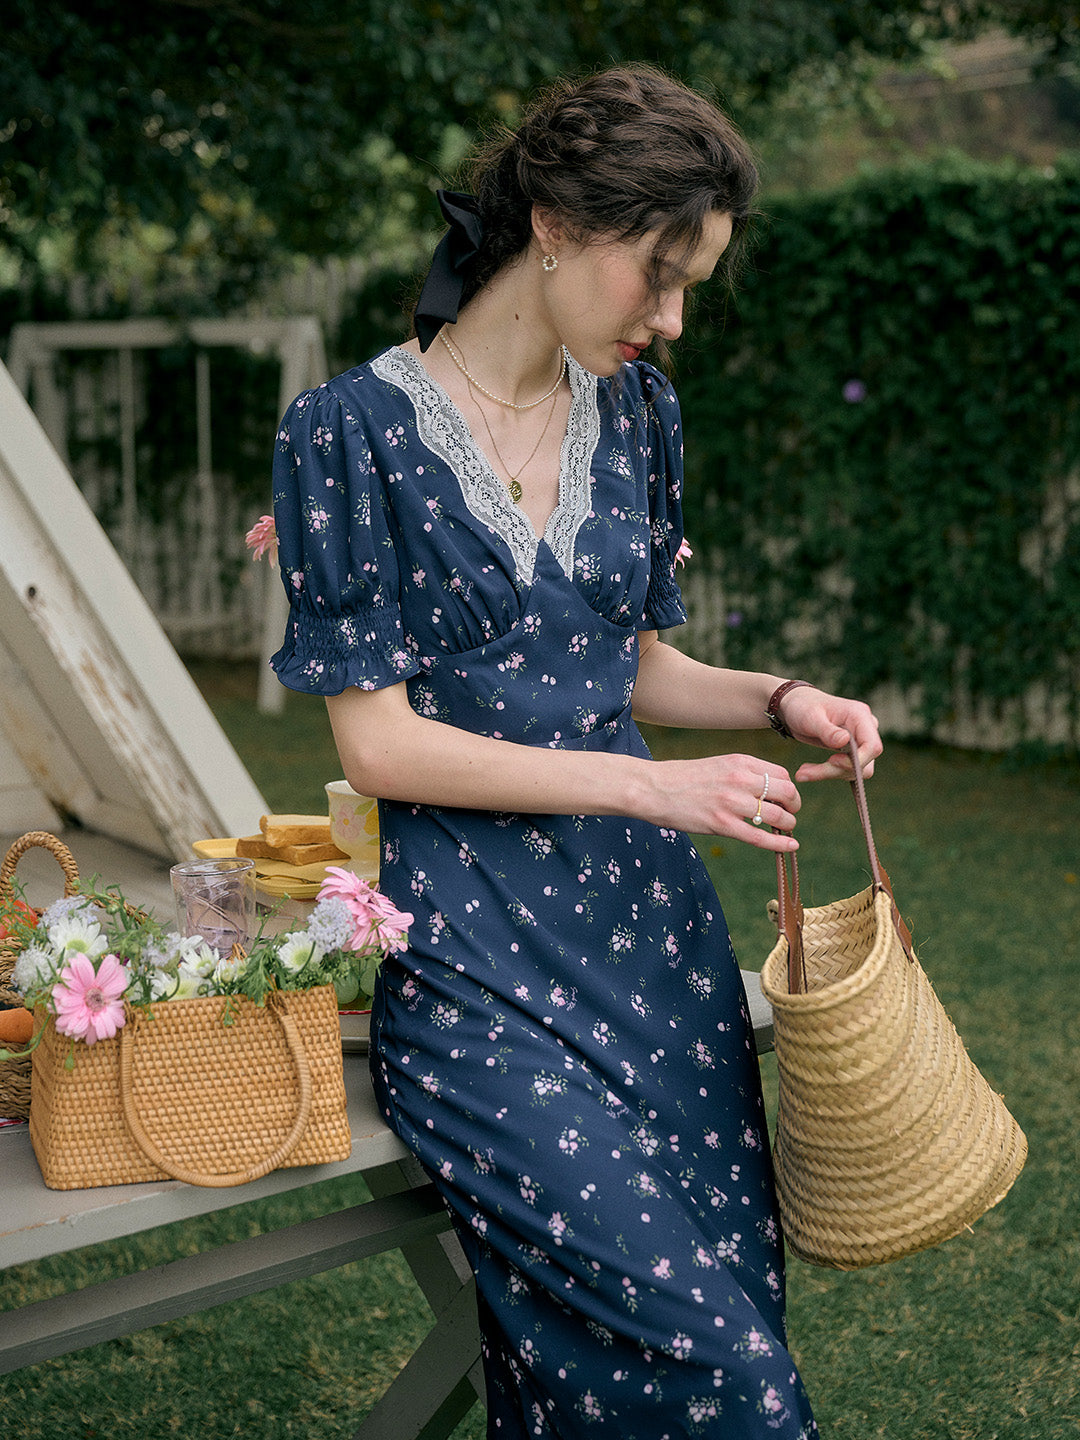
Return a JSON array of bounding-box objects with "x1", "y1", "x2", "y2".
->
[
  {"x1": 52, "y1": 952, "x2": 129, "y2": 1045},
  {"x1": 319, "y1": 868, "x2": 413, "y2": 954},
  {"x1": 245, "y1": 514, "x2": 278, "y2": 563}
]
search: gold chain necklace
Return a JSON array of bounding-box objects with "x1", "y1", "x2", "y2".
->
[
  {"x1": 440, "y1": 330, "x2": 566, "y2": 411},
  {"x1": 470, "y1": 380, "x2": 560, "y2": 504}
]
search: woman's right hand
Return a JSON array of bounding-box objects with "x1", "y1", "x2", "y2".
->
[{"x1": 640, "y1": 753, "x2": 801, "y2": 851}]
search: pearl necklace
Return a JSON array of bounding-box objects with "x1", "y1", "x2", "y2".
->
[{"x1": 440, "y1": 330, "x2": 567, "y2": 411}]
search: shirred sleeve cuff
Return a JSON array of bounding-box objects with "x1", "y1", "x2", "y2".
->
[
  {"x1": 271, "y1": 598, "x2": 421, "y2": 696},
  {"x1": 644, "y1": 569, "x2": 687, "y2": 631}
]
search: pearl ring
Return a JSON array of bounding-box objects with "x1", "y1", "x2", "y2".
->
[{"x1": 752, "y1": 774, "x2": 770, "y2": 826}]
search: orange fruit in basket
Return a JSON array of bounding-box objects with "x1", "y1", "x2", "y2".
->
[
  {"x1": 0, "y1": 897, "x2": 37, "y2": 942},
  {"x1": 0, "y1": 1007, "x2": 35, "y2": 1044}
]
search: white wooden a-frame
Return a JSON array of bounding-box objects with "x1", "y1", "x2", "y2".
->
[{"x1": 0, "y1": 357, "x2": 268, "y2": 860}]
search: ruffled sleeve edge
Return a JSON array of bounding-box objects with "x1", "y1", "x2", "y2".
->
[
  {"x1": 270, "y1": 599, "x2": 421, "y2": 697},
  {"x1": 643, "y1": 571, "x2": 688, "y2": 632}
]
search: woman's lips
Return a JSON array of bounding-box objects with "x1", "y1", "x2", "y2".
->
[{"x1": 616, "y1": 341, "x2": 644, "y2": 362}]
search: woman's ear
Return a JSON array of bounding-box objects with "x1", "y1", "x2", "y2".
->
[{"x1": 531, "y1": 204, "x2": 565, "y2": 256}]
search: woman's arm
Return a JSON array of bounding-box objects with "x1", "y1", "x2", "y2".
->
[
  {"x1": 631, "y1": 632, "x2": 786, "y2": 731},
  {"x1": 632, "y1": 631, "x2": 882, "y2": 783},
  {"x1": 326, "y1": 635, "x2": 881, "y2": 854},
  {"x1": 328, "y1": 682, "x2": 656, "y2": 821},
  {"x1": 326, "y1": 680, "x2": 804, "y2": 851}
]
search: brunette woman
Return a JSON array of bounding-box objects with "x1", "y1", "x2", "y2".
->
[{"x1": 272, "y1": 63, "x2": 880, "y2": 1437}]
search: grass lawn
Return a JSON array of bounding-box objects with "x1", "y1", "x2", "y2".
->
[{"x1": 2, "y1": 661, "x2": 1077, "y2": 1438}]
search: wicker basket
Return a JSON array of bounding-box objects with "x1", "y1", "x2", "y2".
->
[
  {"x1": 760, "y1": 744, "x2": 1027, "y2": 1269},
  {"x1": 0, "y1": 832, "x2": 81, "y2": 1121},
  {"x1": 30, "y1": 984, "x2": 351, "y2": 1189}
]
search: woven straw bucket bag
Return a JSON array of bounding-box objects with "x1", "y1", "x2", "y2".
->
[{"x1": 760, "y1": 744, "x2": 1027, "y2": 1269}]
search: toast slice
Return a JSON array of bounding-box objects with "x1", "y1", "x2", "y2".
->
[{"x1": 260, "y1": 813, "x2": 333, "y2": 848}]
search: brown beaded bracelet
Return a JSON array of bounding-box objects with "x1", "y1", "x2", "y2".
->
[{"x1": 765, "y1": 680, "x2": 814, "y2": 739}]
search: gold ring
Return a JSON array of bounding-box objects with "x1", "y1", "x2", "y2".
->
[{"x1": 752, "y1": 799, "x2": 764, "y2": 826}]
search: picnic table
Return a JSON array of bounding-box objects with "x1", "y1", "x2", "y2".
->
[{"x1": 0, "y1": 831, "x2": 774, "y2": 1438}]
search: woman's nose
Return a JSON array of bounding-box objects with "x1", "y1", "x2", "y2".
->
[{"x1": 651, "y1": 291, "x2": 684, "y2": 342}]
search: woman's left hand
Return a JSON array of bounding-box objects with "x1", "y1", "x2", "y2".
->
[{"x1": 776, "y1": 686, "x2": 882, "y2": 782}]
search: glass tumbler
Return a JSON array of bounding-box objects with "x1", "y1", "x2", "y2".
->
[{"x1": 170, "y1": 858, "x2": 255, "y2": 955}]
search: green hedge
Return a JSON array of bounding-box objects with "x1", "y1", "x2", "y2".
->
[{"x1": 675, "y1": 154, "x2": 1080, "y2": 747}]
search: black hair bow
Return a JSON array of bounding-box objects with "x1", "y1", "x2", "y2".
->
[{"x1": 413, "y1": 190, "x2": 484, "y2": 352}]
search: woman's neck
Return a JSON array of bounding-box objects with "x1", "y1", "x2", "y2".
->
[{"x1": 432, "y1": 262, "x2": 565, "y2": 407}]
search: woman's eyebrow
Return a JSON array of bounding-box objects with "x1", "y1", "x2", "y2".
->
[
  {"x1": 656, "y1": 256, "x2": 713, "y2": 286},
  {"x1": 656, "y1": 258, "x2": 692, "y2": 283}
]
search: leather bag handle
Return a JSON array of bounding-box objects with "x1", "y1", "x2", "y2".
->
[
  {"x1": 775, "y1": 738, "x2": 914, "y2": 995},
  {"x1": 119, "y1": 992, "x2": 313, "y2": 1188}
]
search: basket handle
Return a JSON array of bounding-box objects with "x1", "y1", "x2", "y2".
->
[
  {"x1": 775, "y1": 738, "x2": 913, "y2": 994},
  {"x1": 0, "y1": 831, "x2": 81, "y2": 900},
  {"x1": 118, "y1": 993, "x2": 314, "y2": 1188}
]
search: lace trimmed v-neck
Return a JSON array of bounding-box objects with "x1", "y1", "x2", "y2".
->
[{"x1": 371, "y1": 346, "x2": 600, "y2": 584}]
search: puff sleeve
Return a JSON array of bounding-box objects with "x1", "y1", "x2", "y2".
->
[
  {"x1": 639, "y1": 366, "x2": 689, "y2": 631},
  {"x1": 270, "y1": 380, "x2": 421, "y2": 695}
]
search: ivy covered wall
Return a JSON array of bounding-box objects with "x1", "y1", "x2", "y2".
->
[{"x1": 674, "y1": 154, "x2": 1080, "y2": 751}]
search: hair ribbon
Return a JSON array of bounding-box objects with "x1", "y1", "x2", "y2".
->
[{"x1": 413, "y1": 190, "x2": 484, "y2": 352}]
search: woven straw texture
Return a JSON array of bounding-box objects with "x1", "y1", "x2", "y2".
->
[
  {"x1": 761, "y1": 885, "x2": 1027, "y2": 1269},
  {"x1": 30, "y1": 984, "x2": 351, "y2": 1190},
  {"x1": 1, "y1": 832, "x2": 81, "y2": 1122}
]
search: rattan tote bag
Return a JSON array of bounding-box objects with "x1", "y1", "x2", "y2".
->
[
  {"x1": 30, "y1": 983, "x2": 352, "y2": 1190},
  {"x1": 760, "y1": 743, "x2": 1026, "y2": 1269}
]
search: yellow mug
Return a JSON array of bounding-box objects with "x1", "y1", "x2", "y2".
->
[{"x1": 325, "y1": 780, "x2": 380, "y2": 881}]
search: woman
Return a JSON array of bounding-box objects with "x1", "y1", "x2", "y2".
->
[{"x1": 272, "y1": 64, "x2": 879, "y2": 1438}]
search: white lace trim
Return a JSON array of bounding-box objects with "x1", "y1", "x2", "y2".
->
[{"x1": 372, "y1": 346, "x2": 599, "y2": 584}]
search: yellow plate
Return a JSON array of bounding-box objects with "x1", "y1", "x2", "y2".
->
[
  {"x1": 192, "y1": 838, "x2": 348, "y2": 884},
  {"x1": 191, "y1": 840, "x2": 377, "y2": 905},
  {"x1": 255, "y1": 875, "x2": 322, "y2": 900}
]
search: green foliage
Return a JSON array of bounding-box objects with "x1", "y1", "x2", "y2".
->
[
  {"x1": 5, "y1": 0, "x2": 1076, "y2": 304},
  {"x1": 677, "y1": 154, "x2": 1080, "y2": 743}
]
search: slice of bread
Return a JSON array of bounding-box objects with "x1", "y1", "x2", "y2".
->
[
  {"x1": 260, "y1": 814, "x2": 333, "y2": 848},
  {"x1": 235, "y1": 834, "x2": 276, "y2": 859},
  {"x1": 272, "y1": 840, "x2": 348, "y2": 866}
]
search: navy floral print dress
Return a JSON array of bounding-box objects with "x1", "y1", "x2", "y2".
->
[{"x1": 272, "y1": 347, "x2": 818, "y2": 1438}]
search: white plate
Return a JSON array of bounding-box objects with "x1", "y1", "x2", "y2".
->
[{"x1": 338, "y1": 1010, "x2": 371, "y2": 1054}]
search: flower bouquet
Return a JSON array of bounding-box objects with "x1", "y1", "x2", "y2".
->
[{"x1": 1, "y1": 856, "x2": 412, "y2": 1191}]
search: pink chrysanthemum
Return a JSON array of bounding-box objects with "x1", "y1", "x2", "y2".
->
[
  {"x1": 245, "y1": 514, "x2": 278, "y2": 563},
  {"x1": 319, "y1": 868, "x2": 413, "y2": 955},
  {"x1": 52, "y1": 952, "x2": 128, "y2": 1045}
]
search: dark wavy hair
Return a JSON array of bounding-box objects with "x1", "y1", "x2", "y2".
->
[{"x1": 415, "y1": 64, "x2": 759, "y2": 350}]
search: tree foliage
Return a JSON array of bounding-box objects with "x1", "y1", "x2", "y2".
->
[{"x1": 3, "y1": 0, "x2": 1077, "y2": 287}]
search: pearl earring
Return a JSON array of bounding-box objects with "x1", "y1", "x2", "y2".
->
[{"x1": 541, "y1": 253, "x2": 558, "y2": 273}]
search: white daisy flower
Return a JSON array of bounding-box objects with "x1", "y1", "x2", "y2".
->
[
  {"x1": 277, "y1": 932, "x2": 324, "y2": 976},
  {"x1": 47, "y1": 914, "x2": 108, "y2": 961},
  {"x1": 175, "y1": 937, "x2": 219, "y2": 977},
  {"x1": 173, "y1": 961, "x2": 211, "y2": 998},
  {"x1": 148, "y1": 968, "x2": 179, "y2": 1001},
  {"x1": 212, "y1": 952, "x2": 246, "y2": 987}
]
